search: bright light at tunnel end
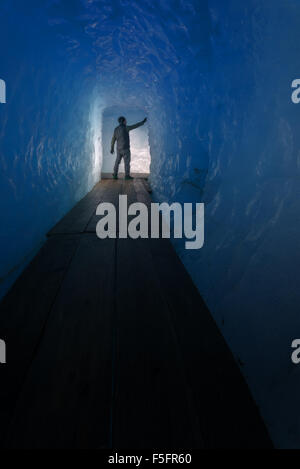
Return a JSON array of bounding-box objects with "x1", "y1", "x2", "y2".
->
[{"x1": 95, "y1": 195, "x2": 204, "y2": 250}]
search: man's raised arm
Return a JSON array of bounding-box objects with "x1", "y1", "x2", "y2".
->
[{"x1": 127, "y1": 117, "x2": 147, "y2": 131}]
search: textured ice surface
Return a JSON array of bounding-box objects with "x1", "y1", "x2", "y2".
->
[{"x1": 1, "y1": 0, "x2": 300, "y2": 447}]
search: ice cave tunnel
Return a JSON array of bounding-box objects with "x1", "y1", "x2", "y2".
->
[{"x1": 1, "y1": 0, "x2": 300, "y2": 448}]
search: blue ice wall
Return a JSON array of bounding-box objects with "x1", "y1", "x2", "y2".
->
[
  {"x1": 1, "y1": 0, "x2": 300, "y2": 448},
  {"x1": 149, "y1": 0, "x2": 300, "y2": 448},
  {"x1": 0, "y1": 1, "x2": 102, "y2": 297}
]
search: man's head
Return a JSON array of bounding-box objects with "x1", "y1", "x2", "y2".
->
[{"x1": 118, "y1": 116, "x2": 126, "y2": 125}]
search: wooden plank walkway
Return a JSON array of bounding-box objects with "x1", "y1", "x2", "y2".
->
[{"x1": 0, "y1": 178, "x2": 273, "y2": 449}]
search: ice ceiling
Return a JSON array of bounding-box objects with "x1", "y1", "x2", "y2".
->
[{"x1": 1, "y1": 0, "x2": 300, "y2": 448}]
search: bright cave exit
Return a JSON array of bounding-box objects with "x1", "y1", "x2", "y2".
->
[{"x1": 101, "y1": 106, "x2": 151, "y2": 177}]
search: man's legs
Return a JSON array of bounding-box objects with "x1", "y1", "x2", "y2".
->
[
  {"x1": 113, "y1": 150, "x2": 122, "y2": 178},
  {"x1": 123, "y1": 149, "x2": 131, "y2": 177}
]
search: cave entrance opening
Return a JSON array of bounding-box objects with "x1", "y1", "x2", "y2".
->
[{"x1": 101, "y1": 105, "x2": 151, "y2": 178}]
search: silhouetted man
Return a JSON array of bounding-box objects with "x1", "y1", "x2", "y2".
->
[{"x1": 111, "y1": 116, "x2": 147, "y2": 180}]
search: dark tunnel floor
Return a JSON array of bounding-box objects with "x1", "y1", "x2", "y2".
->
[{"x1": 0, "y1": 179, "x2": 272, "y2": 449}]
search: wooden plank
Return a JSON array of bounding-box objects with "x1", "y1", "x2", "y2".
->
[
  {"x1": 5, "y1": 236, "x2": 115, "y2": 449},
  {"x1": 86, "y1": 178, "x2": 146, "y2": 236},
  {"x1": 0, "y1": 235, "x2": 80, "y2": 445},
  {"x1": 112, "y1": 237, "x2": 203, "y2": 448},
  {"x1": 101, "y1": 173, "x2": 149, "y2": 179},
  {"x1": 47, "y1": 180, "x2": 109, "y2": 236},
  {"x1": 141, "y1": 178, "x2": 152, "y2": 194},
  {"x1": 85, "y1": 180, "x2": 123, "y2": 233},
  {"x1": 122, "y1": 179, "x2": 139, "y2": 228},
  {"x1": 149, "y1": 239, "x2": 272, "y2": 448},
  {"x1": 122, "y1": 179, "x2": 136, "y2": 204},
  {"x1": 133, "y1": 178, "x2": 151, "y2": 206},
  {"x1": 132, "y1": 179, "x2": 271, "y2": 447}
]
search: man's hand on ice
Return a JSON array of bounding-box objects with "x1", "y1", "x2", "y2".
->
[
  {"x1": 143, "y1": 117, "x2": 147, "y2": 124},
  {"x1": 110, "y1": 149, "x2": 114, "y2": 154}
]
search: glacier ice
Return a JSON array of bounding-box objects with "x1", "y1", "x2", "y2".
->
[{"x1": 1, "y1": 0, "x2": 300, "y2": 448}]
